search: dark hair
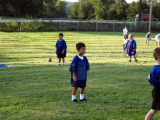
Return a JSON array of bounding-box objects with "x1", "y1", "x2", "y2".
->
[
  {"x1": 76, "y1": 42, "x2": 85, "y2": 50},
  {"x1": 124, "y1": 35, "x2": 128, "y2": 39},
  {"x1": 153, "y1": 47, "x2": 160, "y2": 60},
  {"x1": 59, "y1": 33, "x2": 63, "y2": 37}
]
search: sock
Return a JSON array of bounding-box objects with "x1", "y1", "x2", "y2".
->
[
  {"x1": 58, "y1": 63, "x2": 60, "y2": 65},
  {"x1": 63, "y1": 63, "x2": 65, "y2": 65},
  {"x1": 80, "y1": 94, "x2": 84, "y2": 100},
  {"x1": 72, "y1": 95, "x2": 76, "y2": 100}
]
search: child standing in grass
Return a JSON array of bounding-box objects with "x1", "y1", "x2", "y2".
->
[
  {"x1": 146, "y1": 32, "x2": 151, "y2": 45},
  {"x1": 123, "y1": 35, "x2": 129, "y2": 55},
  {"x1": 69, "y1": 43, "x2": 90, "y2": 102},
  {"x1": 55, "y1": 33, "x2": 67, "y2": 65},
  {"x1": 145, "y1": 47, "x2": 160, "y2": 120},
  {"x1": 155, "y1": 34, "x2": 160, "y2": 45},
  {"x1": 125, "y1": 34, "x2": 138, "y2": 62}
]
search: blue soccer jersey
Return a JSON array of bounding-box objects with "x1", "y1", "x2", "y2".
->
[
  {"x1": 126, "y1": 40, "x2": 137, "y2": 55},
  {"x1": 148, "y1": 65, "x2": 160, "y2": 89},
  {"x1": 55, "y1": 39, "x2": 67, "y2": 55},
  {"x1": 69, "y1": 55, "x2": 90, "y2": 86}
]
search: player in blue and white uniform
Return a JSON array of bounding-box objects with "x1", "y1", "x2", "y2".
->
[
  {"x1": 69, "y1": 43, "x2": 90, "y2": 102},
  {"x1": 125, "y1": 34, "x2": 138, "y2": 62},
  {"x1": 55, "y1": 33, "x2": 67, "y2": 65},
  {"x1": 146, "y1": 32, "x2": 151, "y2": 45},
  {"x1": 155, "y1": 34, "x2": 160, "y2": 45},
  {"x1": 145, "y1": 47, "x2": 160, "y2": 120}
]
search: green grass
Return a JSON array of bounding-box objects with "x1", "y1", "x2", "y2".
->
[{"x1": 0, "y1": 31, "x2": 160, "y2": 119}]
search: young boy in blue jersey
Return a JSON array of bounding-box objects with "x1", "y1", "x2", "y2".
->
[
  {"x1": 125, "y1": 34, "x2": 138, "y2": 62},
  {"x1": 145, "y1": 47, "x2": 160, "y2": 120},
  {"x1": 69, "y1": 43, "x2": 90, "y2": 102},
  {"x1": 55, "y1": 33, "x2": 67, "y2": 65}
]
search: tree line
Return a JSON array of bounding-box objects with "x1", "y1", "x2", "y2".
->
[
  {"x1": 71, "y1": 0, "x2": 160, "y2": 20},
  {"x1": 0, "y1": 0, "x2": 160, "y2": 21},
  {"x1": 0, "y1": 0, "x2": 67, "y2": 18}
]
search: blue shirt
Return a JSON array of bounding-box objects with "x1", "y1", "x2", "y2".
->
[
  {"x1": 55, "y1": 39, "x2": 67, "y2": 55},
  {"x1": 69, "y1": 55, "x2": 90, "y2": 86},
  {"x1": 126, "y1": 40, "x2": 136, "y2": 55},
  {"x1": 148, "y1": 65, "x2": 160, "y2": 89}
]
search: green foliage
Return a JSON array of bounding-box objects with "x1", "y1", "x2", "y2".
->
[{"x1": 71, "y1": 0, "x2": 160, "y2": 21}]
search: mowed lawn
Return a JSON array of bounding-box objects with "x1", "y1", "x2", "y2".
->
[{"x1": 0, "y1": 31, "x2": 160, "y2": 120}]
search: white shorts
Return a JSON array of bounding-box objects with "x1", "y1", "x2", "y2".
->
[{"x1": 155, "y1": 35, "x2": 160, "y2": 42}]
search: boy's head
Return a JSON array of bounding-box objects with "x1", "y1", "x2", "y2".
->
[
  {"x1": 129, "y1": 34, "x2": 134, "y2": 40},
  {"x1": 59, "y1": 33, "x2": 63, "y2": 40},
  {"x1": 76, "y1": 43, "x2": 86, "y2": 55},
  {"x1": 153, "y1": 47, "x2": 160, "y2": 60}
]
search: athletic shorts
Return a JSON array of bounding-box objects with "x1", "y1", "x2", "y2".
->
[
  {"x1": 72, "y1": 85, "x2": 86, "y2": 88},
  {"x1": 127, "y1": 53, "x2": 136, "y2": 57},
  {"x1": 146, "y1": 37, "x2": 150, "y2": 41},
  {"x1": 57, "y1": 54, "x2": 66, "y2": 58},
  {"x1": 152, "y1": 87, "x2": 160, "y2": 110}
]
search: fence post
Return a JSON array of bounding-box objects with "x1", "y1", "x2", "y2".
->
[
  {"x1": 0, "y1": 17, "x2": 0, "y2": 30},
  {"x1": 39, "y1": 18, "x2": 41, "y2": 28},
  {"x1": 130, "y1": 21, "x2": 131, "y2": 32},
  {"x1": 20, "y1": 18, "x2": 22, "y2": 31},
  {"x1": 60, "y1": 19, "x2": 61, "y2": 30},
  {"x1": 146, "y1": 22, "x2": 147, "y2": 31},
  {"x1": 113, "y1": 22, "x2": 115, "y2": 31},
  {"x1": 96, "y1": 22, "x2": 98, "y2": 31},
  {"x1": 77, "y1": 22, "x2": 79, "y2": 31}
]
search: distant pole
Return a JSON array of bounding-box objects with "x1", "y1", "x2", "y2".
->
[
  {"x1": 138, "y1": 0, "x2": 142, "y2": 21},
  {"x1": 149, "y1": 0, "x2": 153, "y2": 32}
]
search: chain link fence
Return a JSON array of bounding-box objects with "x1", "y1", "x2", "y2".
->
[{"x1": 0, "y1": 18, "x2": 159, "y2": 32}]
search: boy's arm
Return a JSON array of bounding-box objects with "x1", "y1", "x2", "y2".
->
[
  {"x1": 73, "y1": 71, "x2": 77, "y2": 82},
  {"x1": 133, "y1": 41, "x2": 137, "y2": 51},
  {"x1": 85, "y1": 57, "x2": 90, "y2": 71},
  {"x1": 62, "y1": 49, "x2": 65, "y2": 54},
  {"x1": 62, "y1": 41, "x2": 67, "y2": 54},
  {"x1": 55, "y1": 41, "x2": 58, "y2": 52}
]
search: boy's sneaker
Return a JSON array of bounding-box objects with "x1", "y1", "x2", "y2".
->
[
  {"x1": 129, "y1": 60, "x2": 132, "y2": 62},
  {"x1": 80, "y1": 98, "x2": 87, "y2": 101},
  {"x1": 135, "y1": 59, "x2": 138, "y2": 62},
  {"x1": 58, "y1": 63, "x2": 60, "y2": 65},
  {"x1": 63, "y1": 63, "x2": 65, "y2": 65},
  {"x1": 72, "y1": 99, "x2": 77, "y2": 102}
]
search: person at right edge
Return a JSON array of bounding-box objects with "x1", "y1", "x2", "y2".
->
[{"x1": 145, "y1": 47, "x2": 160, "y2": 120}]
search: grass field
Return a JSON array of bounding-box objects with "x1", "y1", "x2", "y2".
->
[{"x1": 0, "y1": 31, "x2": 160, "y2": 120}]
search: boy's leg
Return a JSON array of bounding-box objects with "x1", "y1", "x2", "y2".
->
[
  {"x1": 58, "y1": 58, "x2": 61, "y2": 65},
  {"x1": 156, "y1": 42, "x2": 157, "y2": 45},
  {"x1": 145, "y1": 109, "x2": 157, "y2": 120},
  {"x1": 159, "y1": 42, "x2": 160, "y2": 45},
  {"x1": 80, "y1": 87, "x2": 85, "y2": 100},
  {"x1": 62, "y1": 58, "x2": 65, "y2": 65},
  {"x1": 72, "y1": 86, "x2": 78, "y2": 95},
  {"x1": 72, "y1": 86, "x2": 78, "y2": 100},
  {"x1": 80, "y1": 87, "x2": 85, "y2": 94},
  {"x1": 129, "y1": 56, "x2": 131, "y2": 60}
]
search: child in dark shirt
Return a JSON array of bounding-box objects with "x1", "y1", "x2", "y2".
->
[
  {"x1": 145, "y1": 47, "x2": 160, "y2": 120},
  {"x1": 69, "y1": 43, "x2": 90, "y2": 102},
  {"x1": 55, "y1": 33, "x2": 67, "y2": 65}
]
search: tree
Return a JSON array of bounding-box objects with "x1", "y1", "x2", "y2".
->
[
  {"x1": 55, "y1": 0, "x2": 67, "y2": 18},
  {"x1": 126, "y1": 2, "x2": 139, "y2": 21}
]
